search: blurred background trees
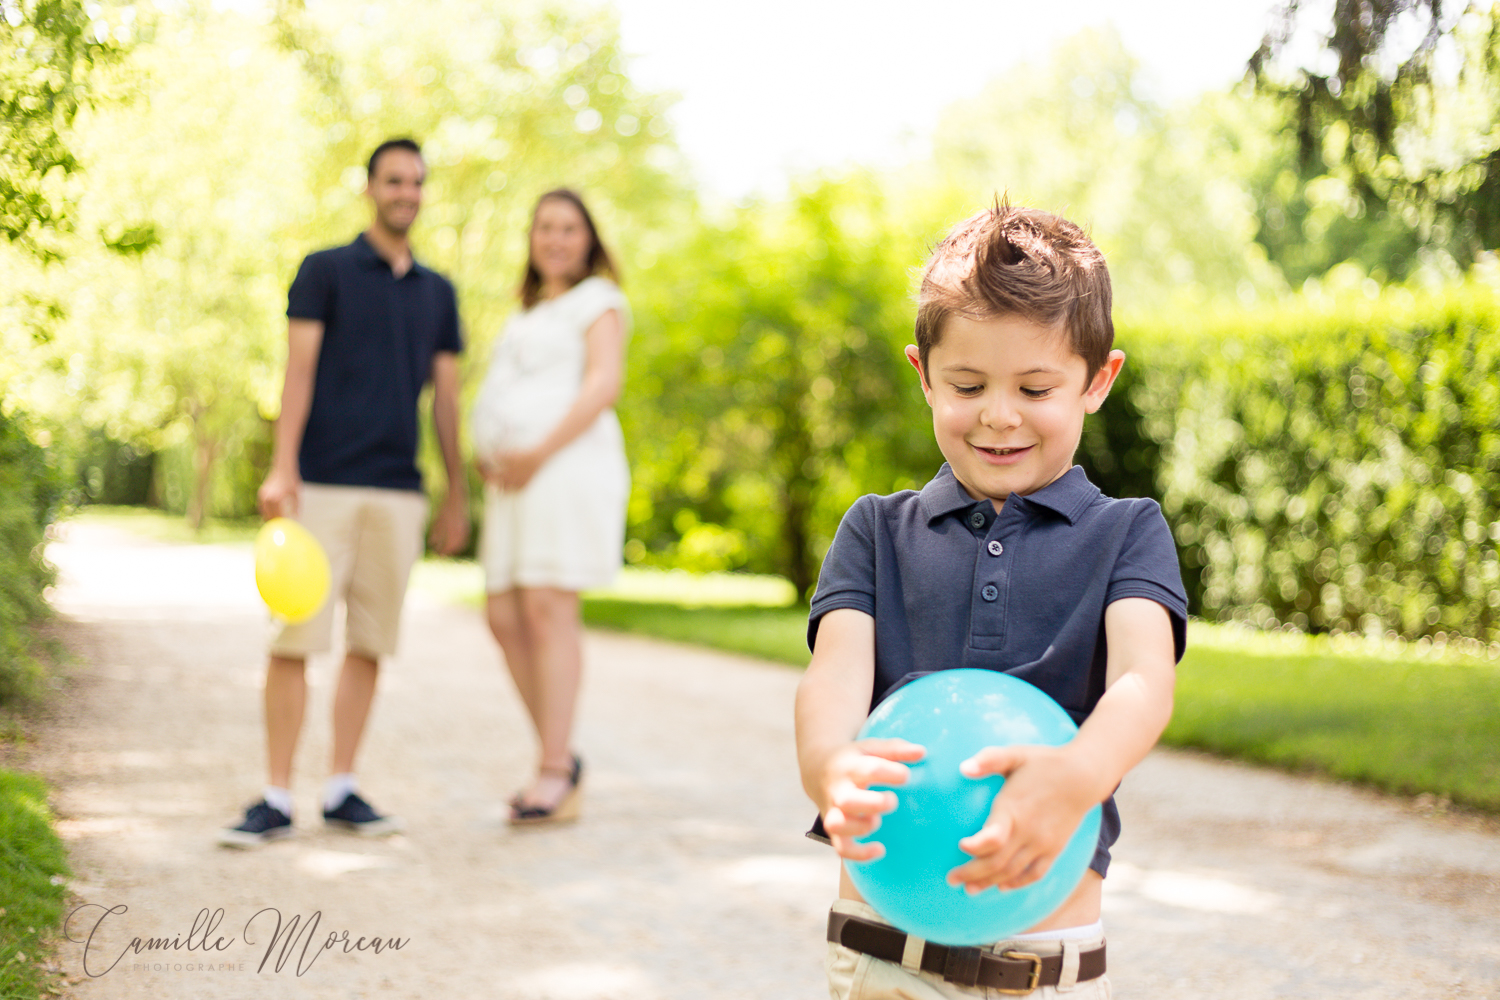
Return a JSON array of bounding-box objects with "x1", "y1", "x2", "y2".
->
[
  {"x1": 3, "y1": 0, "x2": 1498, "y2": 641},
  {"x1": 1250, "y1": 0, "x2": 1500, "y2": 282}
]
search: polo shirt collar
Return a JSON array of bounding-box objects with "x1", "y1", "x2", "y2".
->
[
  {"x1": 351, "y1": 232, "x2": 426, "y2": 277},
  {"x1": 918, "y1": 463, "x2": 1099, "y2": 525}
]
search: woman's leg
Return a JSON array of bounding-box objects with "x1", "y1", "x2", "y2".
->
[
  {"x1": 515, "y1": 586, "x2": 584, "y2": 808},
  {"x1": 486, "y1": 589, "x2": 542, "y2": 732}
]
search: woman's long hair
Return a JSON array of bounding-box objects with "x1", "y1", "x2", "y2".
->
[{"x1": 519, "y1": 188, "x2": 619, "y2": 309}]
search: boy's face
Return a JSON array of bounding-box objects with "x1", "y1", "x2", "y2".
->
[{"x1": 906, "y1": 314, "x2": 1124, "y2": 511}]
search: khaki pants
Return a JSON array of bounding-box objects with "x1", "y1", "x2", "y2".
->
[
  {"x1": 827, "y1": 900, "x2": 1110, "y2": 1000},
  {"x1": 270, "y1": 484, "x2": 428, "y2": 659}
]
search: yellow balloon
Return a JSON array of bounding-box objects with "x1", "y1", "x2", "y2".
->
[{"x1": 254, "y1": 517, "x2": 331, "y2": 623}]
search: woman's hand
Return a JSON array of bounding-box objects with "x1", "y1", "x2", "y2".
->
[{"x1": 492, "y1": 447, "x2": 546, "y2": 492}]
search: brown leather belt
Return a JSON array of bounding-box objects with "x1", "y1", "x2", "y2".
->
[{"x1": 827, "y1": 912, "x2": 1105, "y2": 993}]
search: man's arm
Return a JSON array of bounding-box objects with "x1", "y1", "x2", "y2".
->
[
  {"x1": 795, "y1": 608, "x2": 925, "y2": 862},
  {"x1": 948, "y1": 596, "x2": 1176, "y2": 891},
  {"x1": 257, "y1": 318, "x2": 324, "y2": 520},
  {"x1": 427, "y1": 350, "x2": 470, "y2": 555}
]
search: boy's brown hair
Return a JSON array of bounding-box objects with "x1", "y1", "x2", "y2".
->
[{"x1": 914, "y1": 203, "x2": 1113, "y2": 381}]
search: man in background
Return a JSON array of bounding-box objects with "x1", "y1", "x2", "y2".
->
[{"x1": 219, "y1": 137, "x2": 469, "y2": 847}]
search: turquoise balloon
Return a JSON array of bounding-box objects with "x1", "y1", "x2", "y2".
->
[{"x1": 848, "y1": 669, "x2": 1102, "y2": 946}]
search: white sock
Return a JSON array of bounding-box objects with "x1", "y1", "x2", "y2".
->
[
  {"x1": 263, "y1": 785, "x2": 294, "y2": 818},
  {"x1": 323, "y1": 773, "x2": 358, "y2": 811}
]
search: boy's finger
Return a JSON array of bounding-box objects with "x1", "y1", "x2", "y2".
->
[
  {"x1": 958, "y1": 810, "x2": 1013, "y2": 856},
  {"x1": 834, "y1": 836, "x2": 886, "y2": 862},
  {"x1": 959, "y1": 745, "x2": 1028, "y2": 778},
  {"x1": 949, "y1": 843, "x2": 1038, "y2": 893},
  {"x1": 853, "y1": 756, "x2": 915, "y2": 789},
  {"x1": 856, "y1": 738, "x2": 927, "y2": 762},
  {"x1": 830, "y1": 787, "x2": 897, "y2": 819},
  {"x1": 996, "y1": 853, "x2": 1054, "y2": 890},
  {"x1": 986, "y1": 847, "x2": 1049, "y2": 890}
]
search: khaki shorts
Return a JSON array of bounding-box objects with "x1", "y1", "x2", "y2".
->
[
  {"x1": 827, "y1": 900, "x2": 1110, "y2": 1000},
  {"x1": 270, "y1": 484, "x2": 428, "y2": 660}
]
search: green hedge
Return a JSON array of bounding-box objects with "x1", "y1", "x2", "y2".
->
[
  {"x1": 0, "y1": 409, "x2": 64, "y2": 706},
  {"x1": 1103, "y1": 284, "x2": 1500, "y2": 643}
]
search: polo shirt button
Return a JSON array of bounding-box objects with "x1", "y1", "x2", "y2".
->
[
  {"x1": 987, "y1": 540, "x2": 1003, "y2": 556},
  {"x1": 981, "y1": 584, "x2": 998, "y2": 602},
  {"x1": 969, "y1": 511, "x2": 986, "y2": 529}
]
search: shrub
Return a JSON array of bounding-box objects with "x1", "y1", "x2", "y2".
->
[
  {"x1": 0, "y1": 409, "x2": 65, "y2": 706},
  {"x1": 1112, "y1": 283, "x2": 1500, "y2": 642}
]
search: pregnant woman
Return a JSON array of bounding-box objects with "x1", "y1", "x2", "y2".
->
[{"x1": 470, "y1": 189, "x2": 630, "y2": 825}]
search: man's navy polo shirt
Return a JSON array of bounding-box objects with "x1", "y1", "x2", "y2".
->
[
  {"x1": 287, "y1": 234, "x2": 462, "y2": 492},
  {"x1": 806, "y1": 463, "x2": 1188, "y2": 876}
]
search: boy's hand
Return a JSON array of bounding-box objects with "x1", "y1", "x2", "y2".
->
[
  {"x1": 819, "y1": 738, "x2": 926, "y2": 862},
  {"x1": 946, "y1": 744, "x2": 1099, "y2": 893}
]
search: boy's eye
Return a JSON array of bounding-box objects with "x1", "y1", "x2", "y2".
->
[
  {"x1": 1021, "y1": 387, "x2": 1053, "y2": 399},
  {"x1": 953, "y1": 384, "x2": 983, "y2": 396}
]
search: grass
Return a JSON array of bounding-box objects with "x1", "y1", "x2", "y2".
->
[
  {"x1": 0, "y1": 769, "x2": 69, "y2": 999},
  {"x1": 1168, "y1": 624, "x2": 1500, "y2": 811}
]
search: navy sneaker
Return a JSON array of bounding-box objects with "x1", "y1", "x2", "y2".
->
[
  {"x1": 217, "y1": 800, "x2": 293, "y2": 849},
  {"x1": 323, "y1": 792, "x2": 404, "y2": 836}
]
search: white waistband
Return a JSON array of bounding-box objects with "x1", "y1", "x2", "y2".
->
[{"x1": 1006, "y1": 920, "x2": 1104, "y2": 942}]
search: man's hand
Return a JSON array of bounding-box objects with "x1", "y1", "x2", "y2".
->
[
  {"x1": 818, "y1": 738, "x2": 926, "y2": 862},
  {"x1": 258, "y1": 467, "x2": 301, "y2": 520},
  {"x1": 946, "y1": 744, "x2": 1100, "y2": 893},
  {"x1": 428, "y1": 492, "x2": 470, "y2": 555}
]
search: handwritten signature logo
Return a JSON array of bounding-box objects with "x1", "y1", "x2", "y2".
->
[{"x1": 64, "y1": 904, "x2": 410, "y2": 977}]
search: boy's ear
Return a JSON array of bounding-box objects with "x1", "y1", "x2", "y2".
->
[
  {"x1": 1083, "y1": 349, "x2": 1125, "y2": 414},
  {"x1": 904, "y1": 345, "x2": 934, "y2": 404}
]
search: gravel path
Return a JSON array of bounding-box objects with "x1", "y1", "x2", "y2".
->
[{"x1": 25, "y1": 521, "x2": 1500, "y2": 999}]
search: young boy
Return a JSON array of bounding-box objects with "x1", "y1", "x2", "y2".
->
[{"x1": 796, "y1": 204, "x2": 1187, "y2": 999}]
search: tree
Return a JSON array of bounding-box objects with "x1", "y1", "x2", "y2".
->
[
  {"x1": 625, "y1": 175, "x2": 934, "y2": 594},
  {"x1": 923, "y1": 28, "x2": 1285, "y2": 315},
  {"x1": 4, "y1": 0, "x2": 690, "y2": 528},
  {"x1": 0, "y1": 0, "x2": 122, "y2": 258},
  {"x1": 1251, "y1": 0, "x2": 1500, "y2": 277}
]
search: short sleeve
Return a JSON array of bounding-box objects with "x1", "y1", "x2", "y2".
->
[
  {"x1": 435, "y1": 276, "x2": 463, "y2": 354},
  {"x1": 573, "y1": 277, "x2": 631, "y2": 337},
  {"x1": 806, "y1": 496, "x2": 879, "y2": 652},
  {"x1": 287, "y1": 253, "x2": 333, "y2": 322},
  {"x1": 1107, "y1": 501, "x2": 1189, "y2": 661}
]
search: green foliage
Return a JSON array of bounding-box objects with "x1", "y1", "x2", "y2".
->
[
  {"x1": 1169, "y1": 629, "x2": 1500, "y2": 811},
  {"x1": 924, "y1": 28, "x2": 1285, "y2": 314},
  {"x1": 0, "y1": 769, "x2": 70, "y2": 998},
  {"x1": 1250, "y1": 2, "x2": 1500, "y2": 280},
  {"x1": 0, "y1": 0, "x2": 122, "y2": 258},
  {"x1": 0, "y1": 409, "x2": 64, "y2": 707},
  {"x1": 2, "y1": 0, "x2": 691, "y2": 527},
  {"x1": 1117, "y1": 279, "x2": 1500, "y2": 641},
  {"x1": 624, "y1": 174, "x2": 935, "y2": 594}
]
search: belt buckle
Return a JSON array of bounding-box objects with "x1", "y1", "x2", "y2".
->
[{"x1": 995, "y1": 950, "x2": 1042, "y2": 994}]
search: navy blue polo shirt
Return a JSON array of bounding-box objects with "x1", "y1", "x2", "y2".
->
[
  {"x1": 806, "y1": 463, "x2": 1188, "y2": 876},
  {"x1": 287, "y1": 234, "x2": 462, "y2": 491}
]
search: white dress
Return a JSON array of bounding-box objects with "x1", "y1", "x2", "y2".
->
[{"x1": 470, "y1": 276, "x2": 631, "y2": 591}]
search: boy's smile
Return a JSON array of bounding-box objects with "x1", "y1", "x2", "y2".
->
[{"x1": 907, "y1": 314, "x2": 1124, "y2": 512}]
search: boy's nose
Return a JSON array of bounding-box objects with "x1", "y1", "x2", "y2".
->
[{"x1": 979, "y1": 393, "x2": 1021, "y2": 429}]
